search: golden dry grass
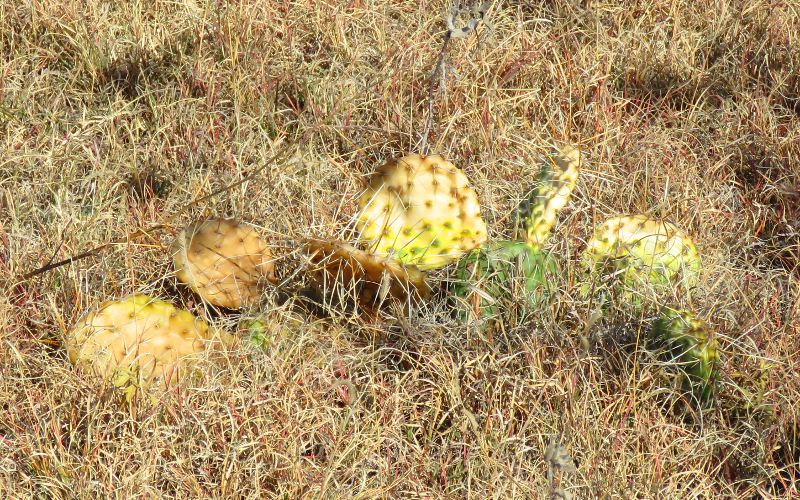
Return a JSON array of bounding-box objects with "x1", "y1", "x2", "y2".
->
[{"x1": 1, "y1": 0, "x2": 799, "y2": 497}]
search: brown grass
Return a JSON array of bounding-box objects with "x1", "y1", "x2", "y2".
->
[{"x1": 2, "y1": 0, "x2": 799, "y2": 497}]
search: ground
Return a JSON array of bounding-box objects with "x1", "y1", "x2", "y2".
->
[{"x1": 1, "y1": 0, "x2": 799, "y2": 497}]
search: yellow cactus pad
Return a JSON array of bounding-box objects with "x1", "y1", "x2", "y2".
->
[
  {"x1": 518, "y1": 145, "x2": 581, "y2": 248},
  {"x1": 171, "y1": 218, "x2": 276, "y2": 309},
  {"x1": 584, "y1": 214, "x2": 702, "y2": 288},
  {"x1": 305, "y1": 238, "x2": 431, "y2": 308},
  {"x1": 66, "y1": 295, "x2": 216, "y2": 394},
  {"x1": 355, "y1": 154, "x2": 487, "y2": 270}
]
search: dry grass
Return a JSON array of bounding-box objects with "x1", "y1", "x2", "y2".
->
[{"x1": 1, "y1": 0, "x2": 799, "y2": 497}]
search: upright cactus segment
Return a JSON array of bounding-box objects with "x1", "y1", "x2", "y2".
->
[
  {"x1": 517, "y1": 145, "x2": 581, "y2": 248},
  {"x1": 583, "y1": 215, "x2": 701, "y2": 302},
  {"x1": 452, "y1": 146, "x2": 581, "y2": 330},
  {"x1": 651, "y1": 308, "x2": 719, "y2": 404},
  {"x1": 66, "y1": 295, "x2": 218, "y2": 399},
  {"x1": 355, "y1": 154, "x2": 488, "y2": 270},
  {"x1": 171, "y1": 218, "x2": 276, "y2": 309}
]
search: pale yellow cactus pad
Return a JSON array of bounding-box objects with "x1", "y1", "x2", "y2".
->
[
  {"x1": 305, "y1": 238, "x2": 431, "y2": 308},
  {"x1": 171, "y1": 218, "x2": 276, "y2": 309},
  {"x1": 583, "y1": 214, "x2": 702, "y2": 288},
  {"x1": 518, "y1": 145, "x2": 581, "y2": 248},
  {"x1": 66, "y1": 295, "x2": 216, "y2": 395},
  {"x1": 355, "y1": 154, "x2": 487, "y2": 270}
]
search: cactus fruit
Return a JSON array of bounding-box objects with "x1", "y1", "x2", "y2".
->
[
  {"x1": 651, "y1": 308, "x2": 719, "y2": 404},
  {"x1": 66, "y1": 294, "x2": 217, "y2": 398},
  {"x1": 305, "y1": 238, "x2": 431, "y2": 309},
  {"x1": 171, "y1": 218, "x2": 276, "y2": 309},
  {"x1": 583, "y1": 215, "x2": 701, "y2": 300},
  {"x1": 451, "y1": 146, "x2": 581, "y2": 329},
  {"x1": 355, "y1": 154, "x2": 488, "y2": 270},
  {"x1": 516, "y1": 145, "x2": 581, "y2": 248}
]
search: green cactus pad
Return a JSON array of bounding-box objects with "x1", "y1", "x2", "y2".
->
[
  {"x1": 451, "y1": 241, "x2": 557, "y2": 330},
  {"x1": 355, "y1": 154, "x2": 488, "y2": 270},
  {"x1": 651, "y1": 308, "x2": 719, "y2": 405},
  {"x1": 516, "y1": 145, "x2": 581, "y2": 249}
]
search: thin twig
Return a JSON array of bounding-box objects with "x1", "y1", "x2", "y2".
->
[
  {"x1": 418, "y1": 1, "x2": 492, "y2": 154},
  {"x1": 418, "y1": 32, "x2": 452, "y2": 155},
  {"x1": 20, "y1": 139, "x2": 298, "y2": 281}
]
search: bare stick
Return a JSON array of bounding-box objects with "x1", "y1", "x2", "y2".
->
[
  {"x1": 417, "y1": 1, "x2": 492, "y2": 154},
  {"x1": 418, "y1": 32, "x2": 452, "y2": 155},
  {"x1": 20, "y1": 140, "x2": 297, "y2": 281}
]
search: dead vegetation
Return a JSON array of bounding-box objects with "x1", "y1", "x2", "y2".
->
[{"x1": 1, "y1": 0, "x2": 799, "y2": 497}]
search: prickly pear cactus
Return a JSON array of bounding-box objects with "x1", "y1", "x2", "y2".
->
[
  {"x1": 452, "y1": 146, "x2": 581, "y2": 330},
  {"x1": 583, "y1": 215, "x2": 701, "y2": 304},
  {"x1": 305, "y1": 238, "x2": 431, "y2": 310},
  {"x1": 171, "y1": 218, "x2": 276, "y2": 309},
  {"x1": 452, "y1": 241, "x2": 556, "y2": 330},
  {"x1": 651, "y1": 308, "x2": 719, "y2": 404},
  {"x1": 355, "y1": 154, "x2": 487, "y2": 270},
  {"x1": 66, "y1": 294, "x2": 217, "y2": 399},
  {"x1": 517, "y1": 145, "x2": 581, "y2": 248}
]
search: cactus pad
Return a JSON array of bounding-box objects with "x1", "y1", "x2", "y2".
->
[
  {"x1": 583, "y1": 214, "x2": 701, "y2": 291},
  {"x1": 355, "y1": 154, "x2": 487, "y2": 270},
  {"x1": 451, "y1": 242, "x2": 557, "y2": 330},
  {"x1": 66, "y1": 295, "x2": 216, "y2": 397},
  {"x1": 517, "y1": 145, "x2": 581, "y2": 248},
  {"x1": 171, "y1": 218, "x2": 276, "y2": 309},
  {"x1": 651, "y1": 308, "x2": 719, "y2": 404},
  {"x1": 305, "y1": 238, "x2": 431, "y2": 308}
]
